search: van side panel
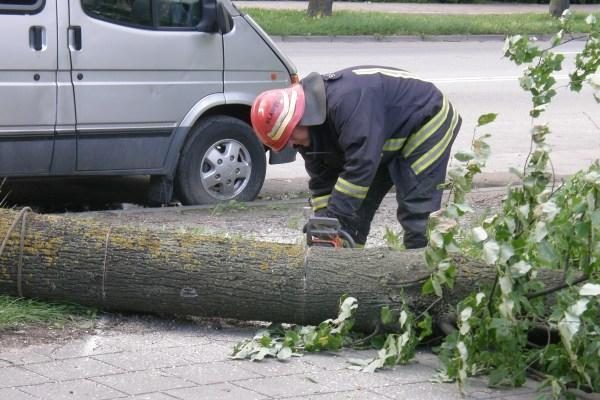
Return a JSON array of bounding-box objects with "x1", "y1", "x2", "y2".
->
[
  {"x1": 51, "y1": 0, "x2": 77, "y2": 175},
  {"x1": 0, "y1": 0, "x2": 57, "y2": 175},
  {"x1": 222, "y1": 16, "x2": 291, "y2": 104},
  {"x1": 67, "y1": 2, "x2": 223, "y2": 173}
]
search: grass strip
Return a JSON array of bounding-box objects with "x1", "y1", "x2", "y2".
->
[
  {"x1": 241, "y1": 9, "x2": 600, "y2": 36},
  {"x1": 0, "y1": 295, "x2": 96, "y2": 329}
]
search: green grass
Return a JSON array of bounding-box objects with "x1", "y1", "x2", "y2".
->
[
  {"x1": 242, "y1": 9, "x2": 600, "y2": 36},
  {"x1": 0, "y1": 295, "x2": 96, "y2": 329}
]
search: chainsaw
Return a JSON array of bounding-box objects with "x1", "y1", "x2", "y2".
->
[{"x1": 305, "y1": 217, "x2": 355, "y2": 248}]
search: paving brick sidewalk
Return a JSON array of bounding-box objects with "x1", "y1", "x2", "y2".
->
[{"x1": 0, "y1": 315, "x2": 546, "y2": 400}]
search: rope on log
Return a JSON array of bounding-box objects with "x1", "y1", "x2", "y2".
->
[{"x1": 0, "y1": 207, "x2": 31, "y2": 297}]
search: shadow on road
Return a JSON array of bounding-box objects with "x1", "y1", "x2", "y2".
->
[{"x1": 1, "y1": 176, "x2": 152, "y2": 213}]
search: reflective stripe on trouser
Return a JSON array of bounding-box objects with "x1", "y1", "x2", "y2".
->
[
  {"x1": 402, "y1": 97, "x2": 450, "y2": 158},
  {"x1": 404, "y1": 100, "x2": 461, "y2": 176}
]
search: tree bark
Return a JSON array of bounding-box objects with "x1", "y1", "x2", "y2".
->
[
  {"x1": 0, "y1": 209, "x2": 568, "y2": 331},
  {"x1": 549, "y1": 0, "x2": 570, "y2": 18},
  {"x1": 307, "y1": 0, "x2": 333, "y2": 18}
]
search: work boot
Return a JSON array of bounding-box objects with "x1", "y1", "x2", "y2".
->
[{"x1": 403, "y1": 231, "x2": 428, "y2": 249}]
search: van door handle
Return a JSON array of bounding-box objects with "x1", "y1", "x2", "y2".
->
[
  {"x1": 68, "y1": 26, "x2": 82, "y2": 51},
  {"x1": 29, "y1": 26, "x2": 45, "y2": 51}
]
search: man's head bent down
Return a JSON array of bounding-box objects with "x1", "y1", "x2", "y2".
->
[{"x1": 250, "y1": 73, "x2": 327, "y2": 151}]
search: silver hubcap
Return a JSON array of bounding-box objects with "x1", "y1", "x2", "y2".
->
[{"x1": 200, "y1": 139, "x2": 252, "y2": 200}]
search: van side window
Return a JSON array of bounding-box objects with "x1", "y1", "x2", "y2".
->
[
  {"x1": 0, "y1": 0, "x2": 45, "y2": 14},
  {"x1": 158, "y1": 0, "x2": 202, "y2": 28},
  {"x1": 81, "y1": 0, "x2": 153, "y2": 27}
]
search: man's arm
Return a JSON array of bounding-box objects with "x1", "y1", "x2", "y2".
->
[
  {"x1": 326, "y1": 86, "x2": 387, "y2": 222},
  {"x1": 302, "y1": 155, "x2": 340, "y2": 214}
]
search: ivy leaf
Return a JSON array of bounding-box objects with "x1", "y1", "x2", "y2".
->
[{"x1": 477, "y1": 113, "x2": 498, "y2": 127}]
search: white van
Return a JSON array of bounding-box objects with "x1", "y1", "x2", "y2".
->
[{"x1": 0, "y1": 0, "x2": 297, "y2": 205}]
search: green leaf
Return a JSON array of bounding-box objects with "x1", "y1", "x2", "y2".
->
[
  {"x1": 417, "y1": 314, "x2": 433, "y2": 340},
  {"x1": 455, "y1": 150, "x2": 475, "y2": 162},
  {"x1": 277, "y1": 346, "x2": 293, "y2": 360},
  {"x1": 585, "y1": 14, "x2": 597, "y2": 25},
  {"x1": 335, "y1": 297, "x2": 358, "y2": 323},
  {"x1": 559, "y1": 301, "x2": 587, "y2": 345},
  {"x1": 433, "y1": 278, "x2": 443, "y2": 297},
  {"x1": 259, "y1": 335, "x2": 272, "y2": 347},
  {"x1": 499, "y1": 276, "x2": 513, "y2": 295},
  {"x1": 380, "y1": 306, "x2": 395, "y2": 325},
  {"x1": 579, "y1": 283, "x2": 600, "y2": 297},
  {"x1": 533, "y1": 222, "x2": 548, "y2": 243},
  {"x1": 422, "y1": 278, "x2": 435, "y2": 295},
  {"x1": 489, "y1": 367, "x2": 511, "y2": 387},
  {"x1": 483, "y1": 240, "x2": 500, "y2": 264},
  {"x1": 499, "y1": 244, "x2": 515, "y2": 265},
  {"x1": 430, "y1": 230, "x2": 444, "y2": 249},
  {"x1": 400, "y1": 310, "x2": 408, "y2": 328},
  {"x1": 511, "y1": 261, "x2": 532, "y2": 277},
  {"x1": 472, "y1": 226, "x2": 488, "y2": 242},
  {"x1": 455, "y1": 202, "x2": 474, "y2": 214},
  {"x1": 537, "y1": 240, "x2": 558, "y2": 264},
  {"x1": 476, "y1": 292, "x2": 486, "y2": 306}
]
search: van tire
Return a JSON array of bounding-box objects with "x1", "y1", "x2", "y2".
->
[{"x1": 176, "y1": 116, "x2": 266, "y2": 205}]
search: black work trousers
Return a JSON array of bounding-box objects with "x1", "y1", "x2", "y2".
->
[{"x1": 352, "y1": 144, "x2": 454, "y2": 249}]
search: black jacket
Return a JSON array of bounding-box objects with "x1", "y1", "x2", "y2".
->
[{"x1": 298, "y1": 66, "x2": 448, "y2": 220}]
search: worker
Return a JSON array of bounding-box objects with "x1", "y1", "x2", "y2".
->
[{"x1": 250, "y1": 66, "x2": 462, "y2": 249}]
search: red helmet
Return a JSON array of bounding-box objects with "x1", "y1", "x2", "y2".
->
[{"x1": 250, "y1": 84, "x2": 305, "y2": 152}]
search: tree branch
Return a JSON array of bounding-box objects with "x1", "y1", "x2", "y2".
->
[{"x1": 526, "y1": 275, "x2": 588, "y2": 300}]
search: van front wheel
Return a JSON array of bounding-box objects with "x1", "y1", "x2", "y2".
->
[{"x1": 176, "y1": 116, "x2": 266, "y2": 205}]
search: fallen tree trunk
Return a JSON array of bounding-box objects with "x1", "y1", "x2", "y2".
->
[{"x1": 0, "y1": 209, "x2": 568, "y2": 331}]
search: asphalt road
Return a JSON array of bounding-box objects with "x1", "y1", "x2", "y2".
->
[
  {"x1": 4, "y1": 40, "x2": 598, "y2": 211},
  {"x1": 266, "y1": 39, "x2": 600, "y2": 186}
]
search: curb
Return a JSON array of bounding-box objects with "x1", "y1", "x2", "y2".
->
[
  {"x1": 272, "y1": 33, "x2": 591, "y2": 43},
  {"x1": 274, "y1": 34, "x2": 509, "y2": 42}
]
